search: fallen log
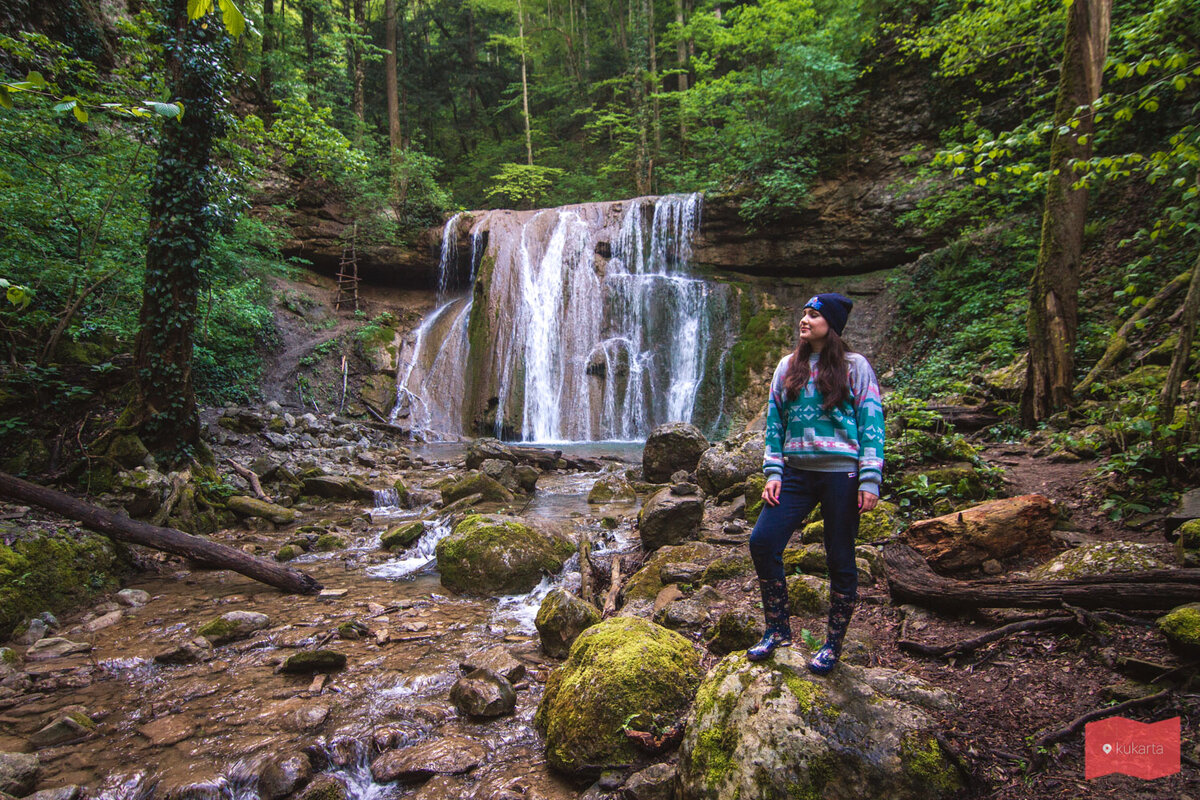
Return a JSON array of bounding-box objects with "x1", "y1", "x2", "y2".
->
[
  {"x1": 0, "y1": 471, "x2": 322, "y2": 595},
  {"x1": 883, "y1": 542, "x2": 1200, "y2": 611}
]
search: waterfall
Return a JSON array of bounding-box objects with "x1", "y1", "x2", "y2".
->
[{"x1": 394, "y1": 193, "x2": 735, "y2": 442}]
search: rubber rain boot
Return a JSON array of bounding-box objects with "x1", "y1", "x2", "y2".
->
[{"x1": 747, "y1": 577, "x2": 792, "y2": 662}]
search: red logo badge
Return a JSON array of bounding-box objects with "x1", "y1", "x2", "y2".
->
[{"x1": 1085, "y1": 716, "x2": 1181, "y2": 780}]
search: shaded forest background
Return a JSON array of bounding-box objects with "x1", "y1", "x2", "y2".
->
[{"x1": 0, "y1": 0, "x2": 1196, "y2": 518}]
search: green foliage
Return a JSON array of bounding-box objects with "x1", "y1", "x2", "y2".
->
[
  {"x1": 486, "y1": 163, "x2": 566, "y2": 208},
  {"x1": 261, "y1": 96, "x2": 369, "y2": 184}
]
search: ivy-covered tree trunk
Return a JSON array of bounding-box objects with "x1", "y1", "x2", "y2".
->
[
  {"x1": 1021, "y1": 0, "x2": 1111, "y2": 425},
  {"x1": 129, "y1": 0, "x2": 229, "y2": 464}
]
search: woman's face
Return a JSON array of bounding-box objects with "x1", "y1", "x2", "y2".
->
[{"x1": 799, "y1": 306, "x2": 830, "y2": 344}]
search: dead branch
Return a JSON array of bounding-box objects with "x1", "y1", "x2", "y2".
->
[
  {"x1": 225, "y1": 458, "x2": 272, "y2": 502},
  {"x1": 578, "y1": 538, "x2": 594, "y2": 606},
  {"x1": 602, "y1": 555, "x2": 623, "y2": 618},
  {"x1": 898, "y1": 615, "x2": 1076, "y2": 660}
]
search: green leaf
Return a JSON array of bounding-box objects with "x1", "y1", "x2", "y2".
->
[
  {"x1": 0, "y1": 88, "x2": 10, "y2": 109},
  {"x1": 73, "y1": 104, "x2": 88, "y2": 123},
  {"x1": 187, "y1": 0, "x2": 214, "y2": 20},
  {"x1": 217, "y1": 0, "x2": 245, "y2": 36},
  {"x1": 52, "y1": 97, "x2": 77, "y2": 113},
  {"x1": 25, "y1": 71, "x2": 47, "y2": 89},
  {"x1": 144, "y1": 100, "x2": 183, "y2": 119}
]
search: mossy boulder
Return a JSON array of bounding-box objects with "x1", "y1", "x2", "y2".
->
[
  {"x1": 441, "y1": 472, "x2": 515, "y2": 506},
  {"x1": 677, "y1": 651, "x2": 962, "y2": 800},
  {"x1": 0, "y1": 437, "x2": 50, "y2": 476},
  {"x1": 435, "y1": 514, "x2": 574, "y2": 595},
  {"x1": 695, "y1": 432, "x2": 764, "y2": 497},
  {"x1": 858, "y1": 501, "x2": 901, "y2": 544},
  {"x1": 643, "y1": 422, "x2": 709, "y2": 483},
  {"x1": 312, "y1": 533, "x2": 346, "y2": 552},
  {"x1": 588, "y1": 474, "x2": 637, "y2": 503},
  {"x1": 226, "y1": 496, "x2": 300, "y2": 525},
  {"x1": 198, "y1": 611, "x2": 271, "y2": 645},
  {"x1": 0, "y1": 530, "x2": 127, "y2": 641},
  {"x1": 535, "y1": 617, "x2": 703, "y2": 775},
  {"x1": 1029, "y1": 542, "x2": 1169, "y2": 580},
  {"x1": 637, "y1": 487, "x2": 704, "y2": 551},
  {"x1": 622, "y1": 542, "x2": 722, "y2": 606},
  {"x1": 535, "y1": 589, "x2": 602, "y2": 658},
  {"x1": 1174, "y1": 519, "x2": 1200, "y2": 568},
  {"x1": 1156, "y1": 603, "x2": 1200, "y2": 658},
  {"x1": 744, "y1": 473, "x2": 766, "y2": 525},
  {"x1": 787, "y1": 574, "x2": 830, "y2": 615},
  {"x1": 381, "y1": 521, "x2": 424, "y2": 551},
  {"x1": 275, "y1": 544, "x2": 302, "y2": 562},
  {"x1": 782, "y1": 543, "x2": 828, "y2": 576},
  {"x1": 700, "y1": 553, "x2": 753, "y2": 585}
]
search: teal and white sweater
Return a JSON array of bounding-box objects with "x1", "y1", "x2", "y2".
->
[{"x1": 763, "y1": 352, "x2": 885, "y2": 496}]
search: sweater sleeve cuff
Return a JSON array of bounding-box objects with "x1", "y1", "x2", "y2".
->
[
  {"x1": 858, "y1": 479, "x2": 880, "y2": 498},
  {"x1": 764, "y1": 466, "x2": 782, "y2": 481}
]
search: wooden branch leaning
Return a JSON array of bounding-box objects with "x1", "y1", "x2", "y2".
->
[
  {"x1": 883, "y1": 542, "x2": 1200, "y2": 611},
  {"x1": 0, "y1": 471, "x2": 322, "y2": 595},
  {"x1": 225, "y1": 458, "x2": 272, "y2": 503},
  {"x1": 602, "y1": 556, "x2": 623, "y2": 618}
]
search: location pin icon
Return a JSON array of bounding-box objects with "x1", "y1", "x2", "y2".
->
[{"x1": 1102, "y1": 744, "x2": 1113, "y2": 754}]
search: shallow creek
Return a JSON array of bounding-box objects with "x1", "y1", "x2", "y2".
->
[{"x1": 1, "y1": 445, "x2": 644, "y2": 799}]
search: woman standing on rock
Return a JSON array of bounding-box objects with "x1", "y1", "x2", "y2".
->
[{"x1": 746, "y1": 292, "x2": 884, "y2": 674}]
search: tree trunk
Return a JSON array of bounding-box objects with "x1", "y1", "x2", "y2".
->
[
  {"x1": 519, "y1": 0, "x2": 533, "y2": 166},
  {"x1": 302, "y1": 0, "x2": 316, "y2": 93},
  {"x1": 385, "y1": 0, "x2": 402, "y2": 193},
  {"x1": 675, "y1": 0, "x2": 687, "y2": 144},
  {"x1": 883, "y1": 543, "x2": 1200, "y2": 611},
  {"x1": 581, "y1": 0, "x2": 589, "y2": 77},
  {"x1": 130, "y1": 0, "x2": 229, "y2": 463},
  {"x1": 351, "y1": 0, "x2": 365, "y2": 136},
  {"x1": 0, "y1": 472, "x2": 322, "y2": 595},
  {"x1": 1159, "y1": 242, "x2": 1200, "y2": 426},
  {"x1": 261, "y1": 0, "x2": 274, "y2": 104},
  {"x1": 646, "y1": 0, "x2": 659, "y2": 188},
  {"x1": 1021, "y1": 0, "x2": 1112, "y2": 425}
]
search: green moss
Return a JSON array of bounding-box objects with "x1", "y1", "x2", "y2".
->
[
  {"x1": 900, "y1": 733, "x2": 961, "y2": 794},
  {"x1": 441, "y1": 472, "x2": 514, "y2": 505},
  {"x1": 695, "y1": 724, "x2": 740, "y2": 790},
  {"x1": 313, "y1": 533, "x2": 346, "y2": 551},
  {"x1": 782, "y1": 544, "x2": 827, "y2": 576},
  {"x1": 1157, "y1": 604, "x2": 1200, "y2": 650},
  {"x1": 436, "y1": 514, "x2": 574, "y2": 594},
  {"x1": 857, "y1": 501, "x2": 900, "y2": 543},
  {"x1": 623, "y1": 542, "x2": 721, "y2": 602},
  {"x1": 701, "y1": 554, "x2": 753, "y2": 584},
  {"x1": 197, "y1": 617, "x2": 239, "y2": 643},
  {"x1": 787, "y1": 575, "x2": 828, "y2": 615},
  {"x1": 780, "y1": 670, "x2": 820, "y2": 714},
  {"x1": 392, "y1": 477, "x2": 410, "y2": 506},
  {"x1": 729, "y1": 299, "x2": 790, "y2": 397},
  {"x1": 381, "y1": 521, "x2": 424, "y2": 551},
  {"x1": 536, "y1": 617, "x2": 703, "y2": 774},
  {"x1": 744, "y1": 473, "x2": 767, "y2": 525},
  {"x1": 0, "y1": 646, "x2": 18, "y2": 666},
  {"x1": 0, "y1": 529, "x2": 128, "y2": 640},
  {"x1": 275, "y1": 544, "x2": 302, "y2": 562}
]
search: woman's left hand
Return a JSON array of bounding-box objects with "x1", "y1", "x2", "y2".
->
[{"x1": 858, "y1": 491, "x2": 878, "y2": 512}]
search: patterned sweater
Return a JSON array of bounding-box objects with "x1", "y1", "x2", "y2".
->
[{"x1": 763, "y1": 352, "x2": 885, "y2": 496}]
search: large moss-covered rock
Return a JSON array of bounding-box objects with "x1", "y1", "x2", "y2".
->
[
  {"x1": 638, "y1": 488, "x2": 704, "y2": 551},
  {"x1": 441, "y1": 472, "x2": 515, "y2": 505},
  {"x1": 677, "y1": 651, "x2": 962, "y2": 800},
  {"x1": 436, "y1": 514, "x2": 573, "y2": 595},
  {"x1": 588, "y1": 474, "x2": 637, "y2": 503},
  {"x1": 1029, "y1": 541, "x2": 1169, "y2": 580},
  {"x1": 0, "y1": 530, "x2": 127, "y2": 641},
  {"x1": 695, "y1": 432, "x2": 764, "y2": 497},
  {"x1": 902, "y1": 494, "x2": 1059, "y2": 573},
  {"x1": 536, "y1": 589, "x2": 601, "y2": 658},
  {"x1": 535, "y1": 617, "x2": 703, "y2": 775},
  {"x1": 227, "y1": 496, "x2": 299, "y2": 525},
  {"x1": 643, "y1": 423, "x2": 709, "y2": 483},
  {"x1": 623, "y1": 542, "x2": 722, "y2": 606},
  {"x1": 1157, "y1": 603, "x2": 1200, "y2": 658},
  {"x1": 858, "y1": 501, "x2": 901, "y2": 544},
  {"x1": 744, "y1": 473, "x2": 767, "y2": 525}
]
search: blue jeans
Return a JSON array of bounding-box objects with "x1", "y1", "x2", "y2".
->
[{"x1": 748, "y1": 466, "x2": 859, "y2": 597}]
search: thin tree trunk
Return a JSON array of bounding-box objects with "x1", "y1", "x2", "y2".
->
[
  {"x1": 302, "y1": 0, "x2": 316, "y2": 93},
  {"x1": 352, "y1": 0, "x2": 365, "y2": 135},
  {"x1": 581, "y1": 0, "x2": 589, "y2": 76},
  {"x1": 0, "y1": 472, "x2": 322, "y2": 595},
  {"x1": 1021, "y1": 0, "x2": 1112, "y2": 424},
  {"x1": 261, "y1": 0, "x2": 274, "y2": 104},
  {"x1": 385, "y1": 0, "x2": 402, "y2": 195},
  {"x1": 519, "y1": 0, "x2": 533, "y2": 166},
  {"x1": 1159, "y1": 242, "x2": 1200, "y2": 426},
  {"x1": 646, "y1": 0, "x2": 659, "y2": 187}
]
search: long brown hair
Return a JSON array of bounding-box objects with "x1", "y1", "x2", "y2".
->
[{"x1": 782, "y1": 330, "x2": 851, "y2": 410}]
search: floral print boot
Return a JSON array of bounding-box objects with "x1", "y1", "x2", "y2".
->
[
  {"x1": 747, "y1": 577, "x2": 792, "y2": 662},
  {"x1": 808, "y1": 590, "x2": 855, "y2": 675}
]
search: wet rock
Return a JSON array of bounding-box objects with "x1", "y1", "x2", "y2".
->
[
  {"x1": 29, "y1": 710, "x2": 96, "y2": 749},
  {"x1": 381, "y1": 521, "x2": 425, "y2": 551},
  {"x1": 138, "y1": 715, "x2": 196, "y2": 746},
  {"x1": 659, "y1": 561, "x2": 707, "y2": 584},
  {"x1": 670, "y1": 482, "x2": 699, "y2": 496},
  {"x1": 535, "y1": 617, "x2": 703, "y2": 776},
  {"x1": 409, "y1": 775, "x2": 470, "y2": 799},
  {"x1": 24, "y1": 638, "x2": 91, "y2": 661},
  {"x1": 535, "y1": 589, "x2": 601, "y2": 658},
  {"x1": 902, "y1": 494, "x2": 1059, "y2": 573},
  {"x1": 622, "y1": 763, "x2": 676, "y2": 800},
  {"x1": 282, "y1": 701, "x2": 331, "y2": 732},
  {"x1": 589, "y1": 474, "x2": 637, "y2": 504},
  {"x1": 514, "y1": 465, "x2": 540, "y2": 493},
  {"x1": 441, "y1": 472, "x2": 516, "y2": 505},
  {"x1": 1029, "y1": 541, "x2": 1169, "y2": 579},
  {"x1": 370, "y1": 736, "x2": 487, "y2": 782},
  {"x1": 19, "y1": 618, "x2": 48, "y2": 645},
  {"x1": 297, "y1": 774, "x2": 348, "y2": 800},
  {"x1": 84, "y1": 610, "x2": 123, "y2": 632},
  {"x1": 227, "y1": 496, "x2": 300, "y2": 525},
  {"x1": 704, "y1": 609, "x2": 762, "y2": 656},
  {"x1": 481, "y1": 459, "x2": 520, "y2": 493},
  {"x1": 643, "y1": 423, "x2": 709, "y2": 483},
  {"x1": 258, "y1": 753, "x2": 313, "y2": 800},
  {"x1": 622, "y1": 543, "x2": 722, "y2": 609},
  {"x1": 116, "y1": 589, "x2": 151, "y2": 607},
  {"x1": 695, "y1": 432, "x2": 764, "y2": 497},
  {"x1": 198, "y1": 611, "x2": 270, "y2": 645},
  {"x1": 654, "y1": 598, "x2": 708, "y2": 632},
  {"x1": 0, "y1": 752, "x2": 39, "y2": 796},
  {"x1": 461, "y1": 646, "x2": 526, "y2": 683},
  {"x1": 25, "y1": 785, "x2": 82, "y2": 800},
  {"x1": 275, "y1": 545, "x2": 302, "y2": 562},
  {"x1": 637, "y1": 488, "x2": 704, "y2": 552},
  {"x1": 451, "y1": 668, "x2": 517, "y2": 717},
  {"x1": 302, "y1": 475, "x2": 372, "y2": 501},
  {"x1": 282, "y1": 650, "x2": 347, "y2": 674},
  {"x1": 677, "y1": 650, "x2": 963, "y2": 799},
  {"x1": 313, "y1": 533, "x2": 346, "y2": 551},
  {"x1": 466, "y1": 438, "x2": 520, "y2": 469},
  {"x1": 436, "y1": 514, "x2": 574, "y2": 595}
]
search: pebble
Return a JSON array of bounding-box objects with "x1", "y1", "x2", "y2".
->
[{"x1": 84, "y1": 610, "x2": 123, "y2": 633}]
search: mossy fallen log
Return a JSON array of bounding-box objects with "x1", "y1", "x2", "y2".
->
[
  {"x1": 883, "y1": 542, "x2": 1200, "y2": 611},
  {"x1": 0, "y1": 471, "x2": 322, "y2": 595}
]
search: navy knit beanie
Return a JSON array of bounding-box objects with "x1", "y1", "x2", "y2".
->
[{"x1": 804, "y1": 293, "x2": 853, "y2": 337}]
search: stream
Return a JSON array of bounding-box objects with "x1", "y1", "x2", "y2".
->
[{"x1": 0, "y1": 444, "x2": 645, "y2": 800}]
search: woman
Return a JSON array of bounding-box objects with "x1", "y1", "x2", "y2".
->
[{"x1": 746, "y1": 292, "x2": 884, "y2": 674}]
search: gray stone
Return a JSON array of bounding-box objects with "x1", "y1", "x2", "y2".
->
[
  {"x1": 370, "y1": 736, "x2": 487, "y2": 782},
  {"x1": 0, "y1": 752, "x2": 39, "y2": 796},
  {"x1": 263, "y1": 431, "x2": 294, "y2": 450},
  {"x1": 659, "y1": 561, "x2": 706, "y2": 584},
  {"x1": 258, "y1": 753, "x2": 313, "y2": 800},
  {"x1": 589, "y1": 474, "x2": 637, "y2": 503},
  {"x1": 638, "y1": 488, "x2": 704, "y2": 552},
  {"x1": 465, "y1": 438, "x2": 520, "y2": 469},
  {"x1": 84, "y1": 609, "x2": 123, "y2": 632},
  {"x1": 116, "y1": 588, "x2": 151, "y2": 607},
  {"x1": 29, "y1": 711, "x2": 96, "y2": 749},
  {"x1": 24, "y1": 638, "x2": 91, "y2": 661},
  {"x1": 643, "y1": 423, "x2": 709, "y2": 483},
  {"x1": 514, "y1": 464, "x2": 540, "y2": 493},
  {"x1": 653, "y1": 598, "x2": 708, "y2": 632},
  {"x1": 302, "y1": 475, "x2": 371, "y2": 501},
  {"x1": 695, "y1": 431, "x2": 765, "y2": 497},
  {"x1": 198, "y1": 611, "x2": 271, "y2": 645},
  {"x1": 25, "y1": 785, "x2": 82, "y2": 800},
  {"x1": 450, "y1": 668, "x2": 517, "y2": 717},
  {"x1": 138, "y1": 715, "x2": 196, "y2": 746},
  {"x1": 19, "y1": 618, "x2": 47, "y2": 645},
  {"x1": 622, "y1": 763, "x2": 676, "y2": 800},
  {"x1": 461, "y1": 646, "x2": 526, "y2": 684},
  {"x1": 535, "y1": 589, "x2": 601, "y2": 658}
]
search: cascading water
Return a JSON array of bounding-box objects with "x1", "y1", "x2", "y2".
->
[{"x1": 394, "y1": 193, "x2": 735, "y2": 442}]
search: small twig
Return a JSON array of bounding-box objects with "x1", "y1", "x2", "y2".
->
[
  {"x1": 225, "y1": 458, "x2": 272, "y2": 503},
  {"x1": 898, "y1": 615, "x2": 1075, "y2": 660},
  {"x1": 1029, "y1": 689, "x2": 1174, "y2": 771}
]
